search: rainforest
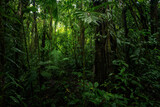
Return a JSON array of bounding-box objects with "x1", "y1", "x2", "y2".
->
[{"x1": 0, "y1": 0, "x2": 160, "y2": 107}]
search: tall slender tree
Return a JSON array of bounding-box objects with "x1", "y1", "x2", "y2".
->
[
  {"x1": 33, "y1": 0, "x2": 40, "y2": 55},
  {"x1": 150, "y1": 0, "x2": 159, "y2": 36}
]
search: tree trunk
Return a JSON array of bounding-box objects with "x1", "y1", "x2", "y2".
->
[
  {"x1": 33, "y1": 0, "x2": 40, "y2": 56},
  {"x1": 150, "y1": 0, "x2": 158, "y2": 35},
  {"x1": 41, "y1": 16, "x2": 46, "y2": 62},
  {"x1": 127, "y1": 3, "x2": 140, "y2": 30},
  {"x1": 39, "y1": 9, "x2": 47, "y2": 90},
  {"x1": 14, "y1": 0, "x2": 24, "y2": 77},
  {"x1": 95, "y1": 26, "x2": 107, "y2": 84},
  {"x1": 0, "y1": 1, "x2": 5, "y2": 106},
  {"x1": 79, "y1": 0, "x2": 85, "y2": 81},
  {"x1": 80, "y1": 23, "x2": 85, "y2": 77},
  {"x1": 122, "y1": 6, "x2": 130, "y2": 65},
  {"x1": 49, "y1": 12, "x2": 53, "y2": 40},
  {"x1": 49, "y1": 12, "x2": 53, "y2": 51},
  {"x1": 93, "y1": 1, "x2": 106, "y2": 84},
  {"x1": 94, "y1": 0, "x2": 114, "y2": 84}
]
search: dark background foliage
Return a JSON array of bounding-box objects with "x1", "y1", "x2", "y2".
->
[{"x1": 0, "y1": 0, "x2": 160, "y2": 106}]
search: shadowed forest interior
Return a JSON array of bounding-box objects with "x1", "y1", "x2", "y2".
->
[{"x1": 0, "y1": 0, "x2": 160, "y2": 106}]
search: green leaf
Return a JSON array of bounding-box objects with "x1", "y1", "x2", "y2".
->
[
  {"x1": 94, "y1": 82, "x2": 99, "y2": 88},
  {"x1": 39, "y1": 60, "x2": 52, "y2": 65},
  {"x1": 28, "y1": 6, "x2": 38, "y2": 12},
  {"x1": 120, "y1": 67, "x2": 126, "y2": 74},
  {"x1": 91, "y1": 2, "x2": 116, "y2": 11},
  {"x1": 138, "y1": 0, "x2": 144, "y2": 2},
  {"x1": 12, "y1": 47, "x2": 25, "y2": 54},
  {"x1": 62, "y1": 57, "x2": 69, "y2": 61},
  {"x1": 112, "y1": 103, "x2": 116, "y2": 107},
  {"x1": 10, "y1": 96, "x2": 19, "y2": 103},
  {"x1": 72, "y1": 72, "x2": 82, "y2": 78},
  {"x1": 88, "y1": 82, "x2": 93, "y2": 88},
  {"x1": 2, "y1": 83, "x2": 12, "y2": 91},
  {"x1": 131, "y1": 80, "x2": 142, "y2": 87},
  {"x1": 41, "y1": 71, "x2": 52, "y2": 78},
  {"x1": 7, "y1": 74, "x2": 23, "y2": 89}
]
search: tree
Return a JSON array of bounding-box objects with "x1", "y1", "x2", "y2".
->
[
  {"x1": 33, "y1": 0, "x2": 40, "y2": 54},
  {"x1": 93, "y1": 0, "x2": 114, "y2": 84},
  {"x1": 150, "y1": 0, "x2": 159, "y2": 47},
  {"x1": 0, "y1": 0, "x2": 6, "y2": 106}
]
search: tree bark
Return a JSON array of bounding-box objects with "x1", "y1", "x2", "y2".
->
[
  {"x1": 122, "y1": 6, "x2": 130, "y2": 65},
  {"x1": 0, "y1": 1, "x2": 6, "y2": 106},
  {"x1": 39, "y1": 9, "x2": 47, "y2": 90},
  {"x1": 49, "y1": 12, "x2": 53, "y2": 51},
  {"x1": 93, "y1": 0, "x2": 106, "y2": 84},
  {"x1": 33, "y1": 0, "x2": 40, "y2": 56},
  {"x1": 93, "y1": 0, "x2": 114, "y2": 84},
  {"x1": 95, "y1": 25, "x2": 107, "y2": 84},
  {"x1": 49, "y1": 11, "x2": 53, "y2": 40},
  {"x1": 150, "y1": 0, "x2": 158, "y2": 35},
  {"x1": 14, "y1": 0, "x2": 24, "y2": 77}
]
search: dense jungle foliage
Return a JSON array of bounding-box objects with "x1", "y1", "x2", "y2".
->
[{"x1": 0, "y1": 0, "x2": 160, "y2": 106}]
